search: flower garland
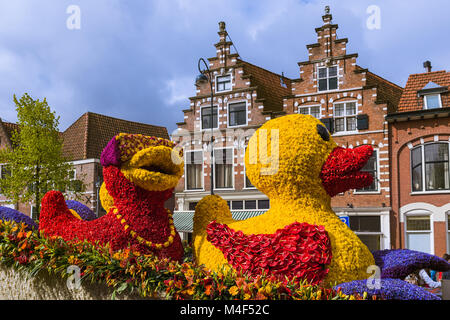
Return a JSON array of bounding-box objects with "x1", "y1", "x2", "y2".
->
[
  {"x1": 0, "y1": 220, "x2": 365, "y2": 300},
  {"x1": 112, "y1": 207, "x2": 176, "y2": 250}
]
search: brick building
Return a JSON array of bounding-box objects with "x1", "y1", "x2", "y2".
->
[
  {"x1": 173, "y1": 21, "x2": 292, "y2": 241},
  {"x1": 282, "y1": 9, "x2": 403, "y2": 251},
  {"x1": 386, "y1": 66, "x2": 450, "y2": 256},
  {"x1": 173, "y1": 9, "x2": 404, "y2": 251},
  {"x1": 0, "y1": 112, "x2": 170, "y2": 218}
]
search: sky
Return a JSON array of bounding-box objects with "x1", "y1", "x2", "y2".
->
[{"x1": 0, "y1": 0, "x2": 448, "y2": 136}]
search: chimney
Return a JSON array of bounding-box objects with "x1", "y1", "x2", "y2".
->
[
  {"x1": 218, "y1": 21, "x2": 227, "y2": 42},
  {"x1": 423, "y1": 61, "x2": 432, "y2": 73},
  {"x1": 322, "y1": 5, "x2": 332, "y2": 24}
]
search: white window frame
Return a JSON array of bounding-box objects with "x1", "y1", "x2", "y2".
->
[
  {"x1": 298, "y1": 105, "x2": 322, "y2": 119},
  {"x1": 354, "y1": 148, "x2": 380, "y2": 194},
  {"x1": 215, "y1": 73, "x2": 232, "y2": 93},
  {"x1": 404, "y1": 211, "x2": 434, "y2": 255},
  {"x1": 228, "y1": 100, "x2": 248, "y2": 128},
  {"x1": 184, "y1": 150, "x2": 204, "y2": 192},
  {"x1": 68, "y1": 169, "x2": 77, "y2": 181},
  {"x1": 333, "y1": 100, "x2": 358, "y2": 133},
  {"x1": 317, "y1": 65, "x2": 339, "y2": 92},
  {"x1": 410, "y1": 142, "x2": 450, "y2": 194},
  {"x1": 200, "y1": 105, "x2": 219, "y2": 131},
  {"x1": 424, "y1": 94, "x2": 442, "y2": 110},
  {"x1": 243, "y1": 162, "x2": 256, "y2": 189},
  {"x1": 213, "y1": 147, "x2": 235, "y2": 190}
]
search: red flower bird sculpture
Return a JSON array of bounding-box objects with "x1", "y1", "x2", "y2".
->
[{"x1": 39, "y1": 133, "x2": 185, "y2": 262}]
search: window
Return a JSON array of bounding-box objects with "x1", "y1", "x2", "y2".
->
[
  {"x1": 188, "y1": 202, "x2": 198, "y2": 211},
  {"x1": 201, "y1": 106, "x2": 218, "y2": 130},
  {"x1": 318, "y1": 66, "x2": 338, "y2": 92},
  {"x1": 355, "y1": 150, "x2": 378, "y2": 192},
  {"x1": 216, "y1": 74, "x2": 231, "y2": 92},
  {"x1": 334, "y1": 102, "x2": 357, "y2": 132},
  {"x1": 299, "y1": 105, "x2": 321, "y2": 118},
  {"x1": 226, "y1": 199, "x2": 269, "y2": 210},
  {"x1": 258, "y1": 199, "x2": 270, "y2": 209},
  {"x1": 245, "y1": 174, "x2": 254, "y2": 188},
  {"x1": 231, "y1": 201, "x2": 243, "y2": 210},
  {"x1": 448, "y1": 215, "x2": 450, "y2": 253},
  {"x1": 228, "y1": 102, "x2": 247, "y2": 127},
  {"x1": 185, "y1": 151, "x2": 203, "y2": 190},
  {"x1": 0, "y1": 164, "x2": 11, "y2": 194},
  {"x1": 244, "y1": 164, "x2": 255, "y2": 189},
  {"x1": 406, "y1": 215, "x2": 432, "y2": 254},
  {"x1": 245, "y1": 200, "x2": 257, "y2": 209},
  {"x1": 214, "y1": 148, "x2": 233, "y2": 189},
  {"x1": 411, "y1": 143, "x2": 450, "y2": 192},
  {"x1": 424, "y1": 94, "x2": 442, "y2": 109},
  {"x1": 349, "y1": 216, "x2": 382, "y2": 252}
]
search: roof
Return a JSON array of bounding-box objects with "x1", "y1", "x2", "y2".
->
[
  {"x1": 397, "y1": 70, "x2": 450, "y2": 112},
  {"x1": 62, "y1": 112, "x2": 170, "y2": 161},
  {"x1": 173, "y1": 210, "x2": 268, "y2": 232},
  {"x1": 240, "y1": 60, "x2": 292, "y2": 114},
  {"x1": 0, "y1": 120, "x2": 20, "y2": 149}
]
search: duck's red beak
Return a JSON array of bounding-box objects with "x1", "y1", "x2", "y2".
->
[{"x1": 320, "y1": 145, "x2": 374, "y2": 197}]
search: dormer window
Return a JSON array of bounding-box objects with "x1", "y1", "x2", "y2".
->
[
  {"x1": 318, "y1": 66, "x2": 338, "y2": 92},
  {"x1": 424, "y1": 94, "x2": 442, "y2": 109},
  {"x1": 216, "y1": 74, "x2": 231, "y2": 92},
  {"x1": 417, "y1": 81, "x2": 447, "y2": 110}
]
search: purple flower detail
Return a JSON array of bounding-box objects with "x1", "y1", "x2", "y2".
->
[
  {"x1": 335, "y1": 278, "x2": 440, "y2": 300},
  {"x1": 373, "y1": 249, "x2": 450, "y2": 279},
  {"x1": 0, "y1": 206, "x2": 38, "y2": 230},
  {"x1": 65, "y1": 200, "x2": 97, "y2": 221},
  {"x1": 100, "y1": 137, "x2": 121, "y2": 167}
]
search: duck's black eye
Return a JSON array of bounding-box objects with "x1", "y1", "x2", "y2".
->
[{"x1": 317, "y1": 124, "x2": 330, "y2": 141}]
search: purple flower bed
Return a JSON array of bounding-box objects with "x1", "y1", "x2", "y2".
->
[
  {"x1": 335, "y1": 278, "x2": 440, "y2": 300},
  {"x1": 65, "y1": 200, "x2": 97, "y2": 221},
  {"x1": 0, "y1": 206, "x2": 38, "y2": 230},
  {"x1": 373, "y1": 249, "x2": 450, "y2": 279}
]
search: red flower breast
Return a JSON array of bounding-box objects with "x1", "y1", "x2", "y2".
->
[{"x1": 206, "y1": 221, "x2": 332, "y2": 285}]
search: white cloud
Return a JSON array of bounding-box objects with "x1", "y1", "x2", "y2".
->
[{"x1": 164, "y1": 76, "x2": 195, "y2": 106}]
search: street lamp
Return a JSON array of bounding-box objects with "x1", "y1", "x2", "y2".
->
[{"x1": 196, "y1": 58, "x2": 215, "y2": 195}]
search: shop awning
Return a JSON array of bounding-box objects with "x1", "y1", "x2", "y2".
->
[{"x1": 173, "y1": 210, "x2": 267, "y2": 233}]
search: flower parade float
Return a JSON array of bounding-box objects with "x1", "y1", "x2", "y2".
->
[
  {"x1": 39, "y1": 133, "x2": 185, "y2": 262},
  {"x1": 192, "y1": 114, "x2": 450, "y2": 300}
]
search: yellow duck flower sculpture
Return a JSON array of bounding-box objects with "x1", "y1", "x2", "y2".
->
[{"x1": 193, "y1": 114, "x2": 450, "y2": 299}]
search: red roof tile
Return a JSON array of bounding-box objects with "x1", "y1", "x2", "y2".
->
[
  {"x1": 397, "y1": 70, "x2": 450, "y2": 112},
  {"x1": 62, "y1": 112, "x2": 169, "y2": 161}
]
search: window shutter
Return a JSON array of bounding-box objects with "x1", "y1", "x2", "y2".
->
[
  {"x1": 320, "y1": 118, "x2": 334, "y2": 134},
  {"x1": 357, "y1": 114, "x2": 369, "y2": 130}
]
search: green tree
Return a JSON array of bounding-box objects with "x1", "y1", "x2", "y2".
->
[{"x1": 0, "y1": 93, "x2": 84, "y2": 220}]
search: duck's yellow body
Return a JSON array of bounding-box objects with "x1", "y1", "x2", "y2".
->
[{"x1": 193, "y1": 114, "x2": 374, "y2": 286}]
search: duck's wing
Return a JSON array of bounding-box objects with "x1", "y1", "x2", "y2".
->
[
  {"x1": 372, "y1": 249, "x2": 450, "y2": 279},
  {"x1": 206, "y1": 220, "x2": 332, "y2": 284},
  {"x1": 334, "y1": 278, "x2": 441, "y2": 300}
]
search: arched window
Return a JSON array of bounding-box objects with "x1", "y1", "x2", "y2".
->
[{"x1": 411, "y1": 142, "x2": 450, "y2": 192}]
